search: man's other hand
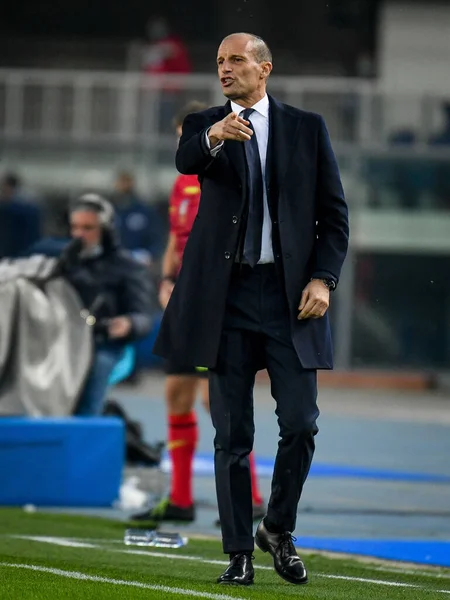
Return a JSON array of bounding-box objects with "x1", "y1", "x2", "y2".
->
[
  {"x1": 159, "y1": 279, "x2": 175, "y2": 310},
  {"x1": 297, "y1": 280, "x2": 330, "y2": 320},
  {"x1": 108, "y1": 316, "x2": 132, "y2": 339}
]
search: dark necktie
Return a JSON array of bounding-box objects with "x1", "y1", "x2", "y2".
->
[{"x1": 241, "y1": 108, "x2": 264, "y2": 267}]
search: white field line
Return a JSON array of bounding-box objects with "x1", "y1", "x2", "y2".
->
[
  {"x1": 14, "y1": 535, "x2": 450, "y2": 594},
  {"x1": 359, "y1": 564, "x2": 450, "y2": 581},
  {"x1": 21, "y1": 536, "x2": 97, "y2": 548},
  {"x1": 113, "y1": 549, "x2": 450, "y2": 593},
  {"x1": 0, "y1": 563, "x2": 247, "y2": 600},
  {"x1": 34, "y1": 535, "x2": 450, "y2": 580}
]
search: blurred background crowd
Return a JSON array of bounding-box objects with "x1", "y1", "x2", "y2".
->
[{"x1": 1, "y1": 0, "x2": 450, "y2": 374}]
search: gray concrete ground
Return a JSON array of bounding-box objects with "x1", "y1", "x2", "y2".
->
[{"x1": 110, "y1": 372, "x2": 450, "y2": 542}]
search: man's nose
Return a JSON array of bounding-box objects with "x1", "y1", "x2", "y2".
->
[{"x1": 221, "y1": 61, "x2": 232, "y2": 73}]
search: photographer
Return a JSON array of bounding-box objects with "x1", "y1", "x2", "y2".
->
[{"x1": 60, "y1": 193, "x2": 155, "y2": 416}]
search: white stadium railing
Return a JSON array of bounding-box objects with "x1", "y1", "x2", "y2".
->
[{"x1": 1, "y1": 69, "x2": 450, "y2": 146}]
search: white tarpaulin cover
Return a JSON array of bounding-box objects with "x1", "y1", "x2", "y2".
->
[{"x1": 0, "y1": 256, "x2": 93, "y2": 416}]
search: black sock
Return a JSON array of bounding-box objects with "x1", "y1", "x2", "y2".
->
[
  {"x1": 263, "y1": 517, "x2": 283, "y2": 534},
  {"x1": 230, "y1": 551, "x2": 252, "y2": 559}
]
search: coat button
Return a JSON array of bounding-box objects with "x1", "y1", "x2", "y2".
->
[
  {"x1": 232, "y1": 216, "x2": 238, "y2": 224},
  {"x1": 273, "y1": 220, "x2": 278, "y2": 225},
  {"x1": 285, "y1": 253, "x2": 291, "y2": 259},
  {"x1": 224, "y1": 251, "x2": 231, "y2": 259}
]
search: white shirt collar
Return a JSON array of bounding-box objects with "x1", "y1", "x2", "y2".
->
[{"x1": 231, "y1": 94, "x2": 269, "y2": 119}]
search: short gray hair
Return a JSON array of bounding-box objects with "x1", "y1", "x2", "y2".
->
[{"x1": 222, "y1": 33, "x2": 272, "y2": 63}]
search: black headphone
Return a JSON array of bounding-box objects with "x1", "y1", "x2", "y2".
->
[
  {"x1": 71, "y1": 193, "x2": 115, "y2": 230},
  {"x1": 70, "y1": 193, "x2": 118, "y2": 251}
]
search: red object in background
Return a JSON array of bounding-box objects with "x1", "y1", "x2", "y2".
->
[
  {"x1": 143, "y1": 35, "x2": 191, "y2": 75},
  {"x1": 169, "y1": 173, "x2": 201, "y2": 271},
  {"x1": 168, "y1": 411, "x2": 198, "y2": 508}
]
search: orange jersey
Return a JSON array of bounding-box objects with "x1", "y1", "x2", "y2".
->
[{"x1": 169, "y1": 174, "x2": 201, "y2": 269}]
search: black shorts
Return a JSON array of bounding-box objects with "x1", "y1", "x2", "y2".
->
[{"x1": 165, "y1": 360, "x2": 208, "y2": 378}]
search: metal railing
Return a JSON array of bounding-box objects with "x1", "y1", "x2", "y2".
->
[
  {"x1": 1, "y1": 69, "x2": 450, "y2": 214},
  {"x1": 1, "y1": 69, "x2": 450, "y2": 147}
]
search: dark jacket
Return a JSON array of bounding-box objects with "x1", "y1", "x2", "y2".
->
[
  {"x1": 154, "y1": 96, "x2": 349, "y2": 369},
  {"x1": 30, "y1": 236, "x2": 155, "y2": 344},
  {"x1": 0, "y1": 198, "x2": 42, "y2": 259},
  {"x1": 115, "y1": 194, "x2": 164, "y2": 259},
  {"x1": 23, "y1": 236, "x2": 70, "y2": 258}
]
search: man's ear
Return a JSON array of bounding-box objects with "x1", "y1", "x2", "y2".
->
[{"x1": 261, "y1": 62, "x2": 273, "y2": 79}]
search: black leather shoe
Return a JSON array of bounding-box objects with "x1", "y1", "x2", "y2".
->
[
  {"x1": 255, "y1": 519, "x2": 308, "y2": 585},
  {"x1": 217, "y1": 554, "x2": 254, "y2": 586}
]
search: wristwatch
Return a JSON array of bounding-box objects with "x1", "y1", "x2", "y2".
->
[{"x1": 312, "y1": 278, "x2": 336, "y2": 291}]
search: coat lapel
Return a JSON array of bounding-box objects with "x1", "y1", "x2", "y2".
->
[
  {"x1": 268, "y1": 95, "x2": 303, "y2": 187},
  {"x1": 216, "y1": 96, "x2": 303, "y2": 190}
]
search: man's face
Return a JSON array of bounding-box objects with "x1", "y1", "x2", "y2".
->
[
  {"x1": 147, "y1": 17, "x2": 169, "y2": 42},
  {"x1": 216, "y1": 35, "x2": 271, "y2": 103},
  {"x1": 0, "y1": 182, "x2": 14, "y2": 201},
  {"x1": 70, "y1": 210, "x2": 102, "y2": 248},
  {"x1": 115, "y1": 175, "x2": 133, "y2": 195}
]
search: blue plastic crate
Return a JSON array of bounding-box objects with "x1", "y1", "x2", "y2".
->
[{"x1": 0, "y1": 417, "x2": 124, "y2": 507}]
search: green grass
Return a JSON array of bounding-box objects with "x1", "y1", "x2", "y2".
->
[{"x1": 0, "y1": 508, "x2": 449, "y2": 599}]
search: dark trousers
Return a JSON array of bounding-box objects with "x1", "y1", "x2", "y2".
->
[{"x1": 209, "y1": 264, "x2": 319, "y2": 554}]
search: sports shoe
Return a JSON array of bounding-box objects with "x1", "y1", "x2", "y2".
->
[{"x1": 130, "y1": 497, "x2": 195, "y2": 524}]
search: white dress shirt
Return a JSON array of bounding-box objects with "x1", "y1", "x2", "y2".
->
[{"x1": 205, "y1": 94, "x2": 274, "y2": 263}]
